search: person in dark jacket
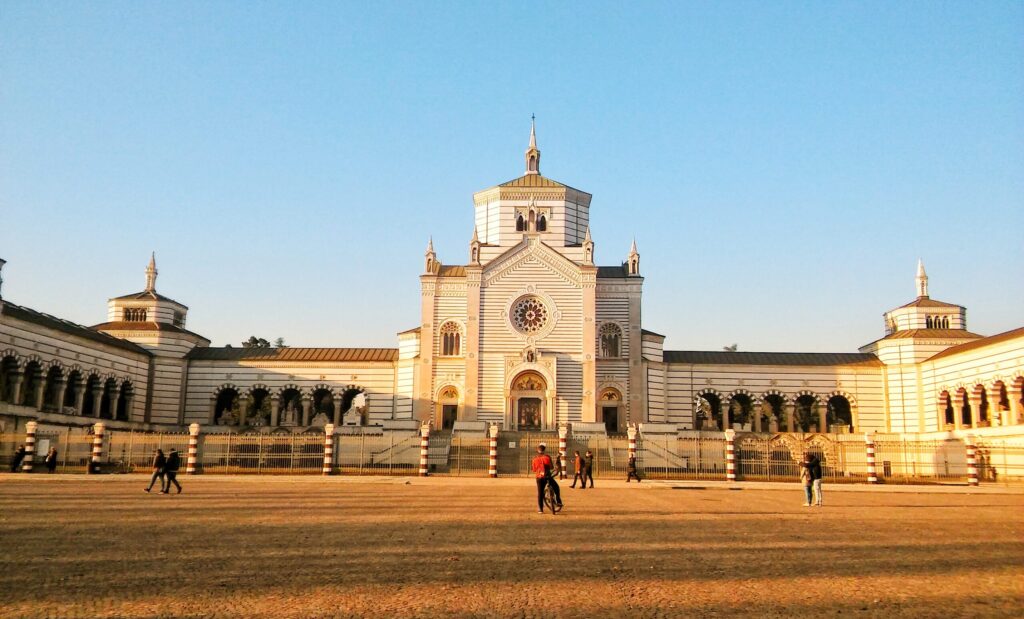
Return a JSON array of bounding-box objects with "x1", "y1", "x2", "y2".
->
[
  {"x1": 10, "y1": 445, "x2": 26, "y2": 473},
  {"x1": 44, "y1": 447, "x2": 58, "y2": 473},
  {"x1": 161, "y1": 448, "x2": 182, "y2": 494},
  {"x1": 570, "y1": 450, "x2": 585, "y2": 488},
  {"x1": 583, "y1": 450, "x2": 595, "y2": 488},
  {"x1": 626, "y1": 455, "x2": 641, "y2": 482},
  {"x1": 145, "y1": 449, "x2": 166, "y2": 493},
  {"x1": 809, "y1": 453, "x2": 824, "y2": 506}
]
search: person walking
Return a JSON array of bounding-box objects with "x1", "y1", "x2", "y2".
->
[
  {"x1": 570, "y1": 450, "x2": 585, "y2": 488},
  {"x1": 799, "y1": 453, "x2": 813, "y2": 506},
  {"x1": 9, "y1": 445, "x2": 26, "y2": 473},
  {"x1": 583, "y1": 450, "x2": 595, "y2": 489},
  {"x1": 44, "y1": 447, "x2": 58, "y2": 473},
  {"x1": 161, "y1": 448, "x2": 182, "y2": 494},
  {"x1": 809, "y1": 453, "x2": 824, "y2": 507},
  {"x1": 144, "y1": 449, "x2": 166, "y2": 493},
  {"x1": 626, "y1": 454, "x2": 641, "y2": 483}
]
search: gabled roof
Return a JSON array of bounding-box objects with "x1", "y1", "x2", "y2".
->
[
  {"x1": 1, "y1": 301, "x2": 151, "y2": 356},
  {"x1": 927, "y1": 326, "x2": 1024, "y2": 361},
  {"x1": 110, "y1": 290, "x2": 188, "y2": 308},
  {"x1": 497, "y1": 174, "x2": 589, "y2": 195},
  {"x1": 437, "y1": 265, "x2": 467, "y2": 277},
  {"x1": 92, "y1": 321, "x2": 210, "y2": 343},
  {"x1": 186, "y1": 347, "x2": 398, "y2": 363},
  {"x1": 878, "y1": 328, "x2": 982, "y2": 341},
  {"x1": 664, "y1": 350, "x2": 882, "y2": 367},
  {"x1": 597, "y1": 265, "x2": 628, "y2": 278},
  {"x1": 894, "y1": 296, "x2": 962, "y2": 310}
]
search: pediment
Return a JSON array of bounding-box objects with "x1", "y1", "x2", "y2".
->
[{"x1": 482, "y1": 237, "x2": 582, "y2": 287}]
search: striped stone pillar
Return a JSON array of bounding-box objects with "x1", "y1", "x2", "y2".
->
[
  {"x1": 965, "y1": 435, "x2": 978, "y2": 487},
  {"x1": 186, "y1": 423, "x2": 200, "y2": 475},
  {"x1": 627, "y1": 424, "x2": 638, "y2": 460},
  {"x1": 419, "y1": 424, "x2": 430, "y2": 477},
  {"x1": 322, "y1": 423, "x2": 335, "y2": 475},
  {"x1": 23, "y1": 421, "x2": 38, "y2": 473},
  {"x1": 488, "y1": 422, "x2": 499, "y2": 478},
  {"x1": 865, "y1": 432, "x2": 878, "y2": 484},
  {"x1": 557, "y1": 424, "x2": 568, "y2": 479},
  {"x1": 724, "y1": 428, "x2": 736, "y2": 482},
  {"x1": 89, "y1": 422, "x2": 105, "y2": 474}
]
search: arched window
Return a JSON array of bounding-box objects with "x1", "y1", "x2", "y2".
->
[
  {"x1": 439, "y1": 321, "x2": 463, "y2": 356},
  {"x1": 926, "y1": 316, "x2": 933, "y2": 328},
  {"x1": 124, "y1": 307, "x2": 147, "y2": 322},
  {"x1": 942, "y1": 317, "x2": 949, "y2": 329},
  {"x1": 599, "y1": 323, "x2": 622, "y2": 358},
  {"x1": 516, "y1": 215, "x2": 525, "y2": 232},
  {"x1": 537, "y1": 215, "x2": 547, "y2": 232}
]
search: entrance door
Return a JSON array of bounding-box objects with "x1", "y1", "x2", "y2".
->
[
  {"x1": 441, "y1": 405, "x2": 458, "y2": 430},
  {"x1": 602, "y1": 406, "x2": 619, "y2": 434},
  {"x1": 518, "y1": 398, "x2": 543, "y2": 431}
]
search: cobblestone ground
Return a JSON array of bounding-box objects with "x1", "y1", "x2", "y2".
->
[{"x1": 0, "y1": 476, "x2": 1021, "y2": 618}]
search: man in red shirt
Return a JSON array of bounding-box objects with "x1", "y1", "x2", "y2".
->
[{"x1": 531, "y1": 444, "x2": 563, "y2": 513}]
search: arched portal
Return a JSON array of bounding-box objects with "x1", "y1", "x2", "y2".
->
[
  {"x1": 436, "y1": 386, "x2": 460, "y2": 431},
  {"x1": 100, "y1": 378, "x2": 118, "y2": 419},
  {"x1": 794, "y1": 394, "x2": 817, "y2": 433},
  {"x1": 939, "y1": 391, "x2": 954, "y2": 428},
  {"x1": 339, "y1": 387, "x2": 367, "y2": 426},
  {"x1": 42, "y1": 365, "x2": 63, "y2": 413},
  {"x1": 250, "y1": 387, "x2": 272, "y2": 426},
  {"x1": 762, "y1": 393, "x2": 786, "y2": 432},
  {"x1": 82, "y1": 375, "x2": 101, "y2": 417},
  {"x1": 727, "y1": 393, "x2": 754, "y2": 430},
  {"x1": 0, "y1": 355, "x2": 19, "y2": 403},
  {"x1": 695, "y1": 392, "x2": 722, "y2": 431},
  {"x1": 20, "y1": 360, "x2": 42, "y2": 408},
  {"x1": 311, "y1": 388, "x2": 334, "y2": 425},
  {"x1": 215, "y1": 388, "x2": 240, "y2": 425},
  {"x1": 956, "y1": 388, "x2": 970, "y2": 427},
  {"x1": 599, "y1": 388, "x2": 623, "y2": 434},
  {"x1": 278, "y1": 387, "x2": 303, "y2": 426},
  {"x1": 974, "y1": 385, "x2": 989, "y2": 426},
  {"x1": 510, "y1": 371, "x2": 548, "y2": 431}
]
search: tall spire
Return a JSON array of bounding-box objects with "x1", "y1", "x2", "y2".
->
[
  {"x1": 524, "y1": 114, "x2": 541, "y2": 176},
  {"x1": 424, "y1": 237, "x2": 437, "y2": 274},
  {"x1": 916, "y1": 259, "x2": 928, "y2": 298},
  {"x1": 145, "y1": 252, "x2": 158, "y2": 292},
  {"x1": 627, "y1": 238, "x2": 640, "y2": 276}
]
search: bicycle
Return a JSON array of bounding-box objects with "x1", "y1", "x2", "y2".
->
[{"x1": 543, "y1": 476, "x2": 563, "y2": 515}]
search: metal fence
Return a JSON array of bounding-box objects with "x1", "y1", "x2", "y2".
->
[
  {"x1": 974, "y1": 438, "x2": 1024, "y2": 483},
  {"x1": 200, "y1": 432, "x2": 325, "y2": 474},
  {"x1": 871, "y1": 437, "x2": 966, "y2": 484},
  {"x1": 337, "y1": 431, "x2": 421, "y2": 475},
  {"x1": 426, "y1": 432, "x2": 492, "y2": 477},
  {"x1": 108, "y1": 430, "x2": 192, "y2": 473}
]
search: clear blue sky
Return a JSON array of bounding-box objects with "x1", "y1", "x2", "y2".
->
[{"x1": 2, "y1": 2, "x2": 1022, "y2": 352}]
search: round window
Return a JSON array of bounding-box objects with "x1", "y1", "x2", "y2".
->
[{"x1": 510, "y1": 296, "x2": 548, "y2": 334}]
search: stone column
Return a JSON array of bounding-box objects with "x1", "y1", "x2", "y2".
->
[
  {"x1": 89, "y1": 422, "x2": 105, "y2": 474},
  {"x1": 488, "y1": 422, "x2": 499, "y2": 478},
  {"x1": 91, "y1": 389, "x2": 103, "y2": 419},
  {"x1": 270, "y1": 395, "x2": 280, "y2": 427},
  {"x1": 784, "y1": 403, "x2": 795, "y2": 433},
  {"x1": 968, "y1": 394, "x2": 981, "y2": 428},
  {"x1": 106, "y1": 384, "x2": 119, "y2": 420},
  {"x1": 207, "y1": 397, "x2": 217, "y2": 424},
  {"x1": 953, "y1": 394, "x2": 962, "y2": 431},
  {"x1": 186, "y1": 423, "x2": 201, "y2": 474},
  {"x1": 237, "y1": 394, "x2": 250, "y2": 427},
  {"x1": 724, "y1": 428, "x2": 736, "y2": 482},
  {"x1": 124, "y1": 391, "x2": 135, "y2": 422},
  {"x1": 54, "y1": 379, "x2": 68, "y2": 414},
  {"x1": 301, "y1": 395, "x2": 312, "y2": 427},
  {"x1": 722, "y1": 399, "x2": 731, "y2": 431},
  {"x1": 322, "y1": 423, "x2": 335, "y2": 475},
  {"x1": 73, "y1": 379, "x2": 86, "y2": 416},
  {"x1": 419, "y1": 423, "x2": 430, "y2": 477},
  {"x1": 752, "y1": 402, "x2": 763, "y2": 433},
  {"x1": 23, "y1": 421, "x2": 38, "y2": 472},
  {"x1": 985, "y1": 389, "x2": 1004, "y2": 427},
  {"x1": 332, "y1": 398, "x2": 342, "y2": 427},
  {"x1": 9, "y1": 371, "x2": 23, "y2": 406},
  {"x1": 33, "y1": 374, "x2": 45, "y2": 411},
  {"x1": 965, "y1": 435, "x2": 978, "y2": 486},
  {"x1": 817, "y1": 401, "x2": 827, "y2": 433},
  {"x1": 865, "y1": 432, "x2": 877, "y2": 484}
]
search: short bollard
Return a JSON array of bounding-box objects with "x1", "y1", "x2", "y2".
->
[
  {"x1": 724, "y1": 428, "x2": 736, "y2": 482},
  {"x1": 488, "y1": 423, "x2": 499, "y2": 478},
  {"x1": 865, "y1": 433, "x2": 878, "y2": 484},
  {"x1": 186, "y1": 423, "x2": 200, "y2": 475},
  {"x1": 322, "y1": 423, "x2": 335, "y2": 475},
  {"x1": 557, "y1": 424, "x2": 569, "y2": 478},
  {"x1": 419, "y1": 424, "x2": 430, "y2": 477},
  {"x1": 966, "y1": 436, "x2": 979, "y2": 487},
  {"x1": 90, "y1": 422, "x2": 105, "y2": 474},
  {"x1": 23, "y1": 421, "x2": 38, "y2": 473}
]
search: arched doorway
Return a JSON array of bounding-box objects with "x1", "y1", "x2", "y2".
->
[
  {"x1": 598, "y1": 388, "x2": 622, "y2": 434},
  {"x1": 116, "y1": 381, "x2": 133, "y2": 421},
  {"x1": 794, "y1": 395, "x2": 817, "y2": 432},
  {"x1": 510, "y1": 371, "x2": 548, "y2": 431},
  {"x1": 214, "y1": 388, "x2": 240, "y2": 425},
  {"x1": 957, "y1": 388, "x2": 970, "y2": 428},
  {"x1": 250, "y1": 387, "x2": 271, "y2": 426},
  {"x1": 0, "y1": 356, "x2": 19, "y2": 403},
  {"x1": 695, "y1": 392, "x2": 722, "y2": 431},
  {"x1": 939, "y1": 391, "x2": 954, "y2": 428},
  {"x1": 762, "y1": 393, "x2": 786, "y2": 432},
  {"x1": 727, "y1": 393, "x2": 753, "y2": 430},
  {"x1": 42, "y1": 365, "x2": 63, "y2": 413},
  {"x1": 20, "y1": 360, "x2": 42, "y2": 407},
  {"x1": 826, "y1": 395, "x2": 853, "y2": 433},
  {"x1": 64, "y1": 369, "x2": 83, "y2": 413},
  {"x1": 311, "y1": 388, "x2": 334, "y2": 426},
  {"x1": 279, "y1": 387, "x2": 303, "y2": 426},
  {"x1": 436, "y1": 386, "x2": 460, "y2": 431}
]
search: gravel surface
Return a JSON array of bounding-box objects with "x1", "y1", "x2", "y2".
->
[{"x1": 0, "y1": 476, "x2": 1021, "y2": 618}]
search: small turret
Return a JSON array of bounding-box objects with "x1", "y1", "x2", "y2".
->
[
  {"x1": 424, "y1": 237, "x2": 437, "y2": 274},
  {"x1": 627, "y1": 238, "x2": 640, "y2": 276},
  {"x1": 525, "y1": 115, "x2": 541, "y2": 176},
  {"x1": 469, "y1": 227, "x2": 481, "y2": 265},
  {"x1": 916, "y1": 259, "x2": 928, "y2": 298},
  {"x1": 582, "y1": 227, "x2": 594, "y2": 265},
  {"x1": 145, "y1": 252, "x2": 158, "y2": 292}
]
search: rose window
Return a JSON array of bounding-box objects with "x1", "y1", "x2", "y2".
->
[{"x1": 511, "y1": 296, "x2": 548, "y2": 334}]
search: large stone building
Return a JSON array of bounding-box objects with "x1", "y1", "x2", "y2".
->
[{"x1": 2, "y1": 126, "x2": 1022, "y2": 437}]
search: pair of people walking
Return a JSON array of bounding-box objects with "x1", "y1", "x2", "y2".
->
[
  {"x1": 570, "y1": 450, "x2": 594, "y2": 489},
  {"x1": 144, "y1": 448, "x2": 182, "y2": 494},
  {"x1": 800, "y1": 453, "x2": 823, "y2": 506}
]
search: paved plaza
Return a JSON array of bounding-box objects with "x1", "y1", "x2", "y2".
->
[{"x1": 0, "y1": 476, "x2": 1021, "y2": 618}]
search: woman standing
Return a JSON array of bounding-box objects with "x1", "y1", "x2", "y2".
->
[{"x1": 799, "y1": 453, "x2": 813, "y2": 506}]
